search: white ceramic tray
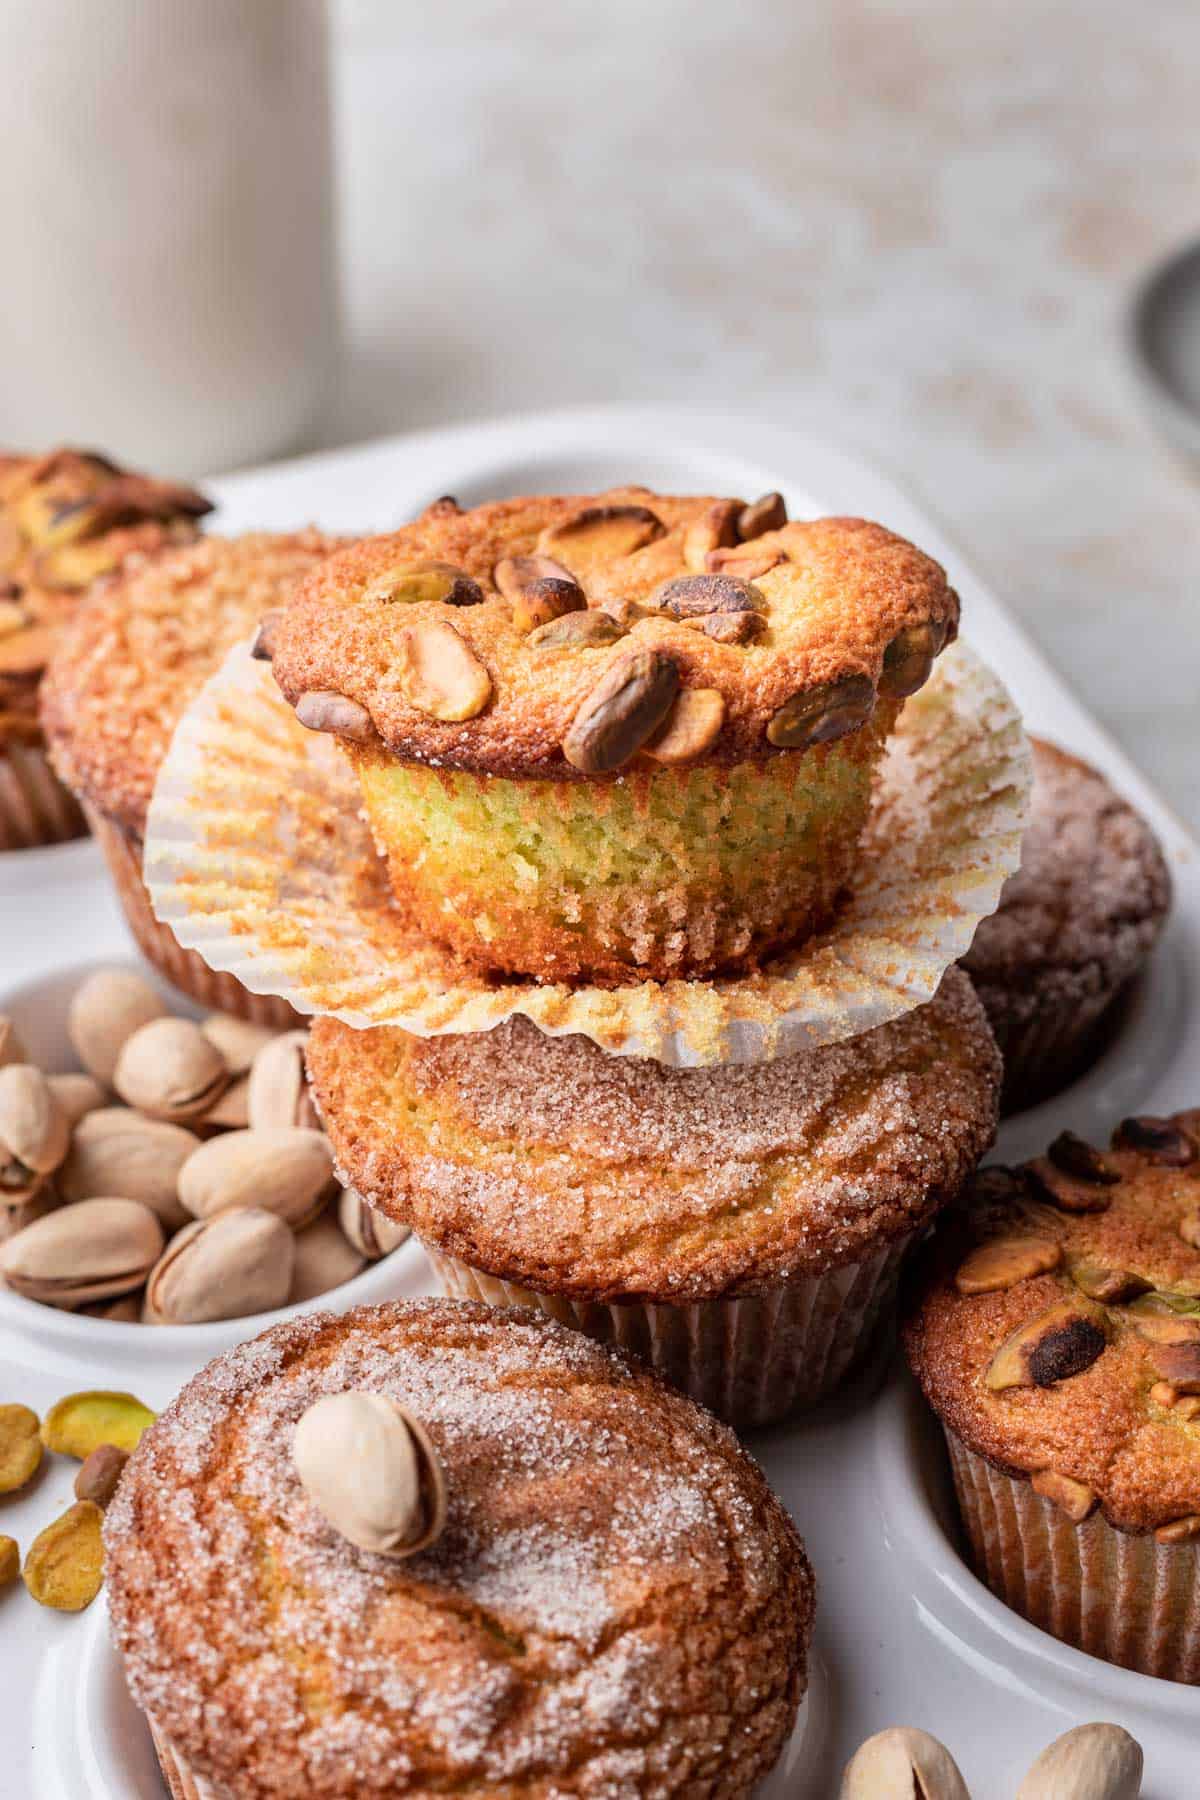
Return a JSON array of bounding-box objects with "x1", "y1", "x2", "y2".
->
[{"x1": 2, "y1": 407, "x2": 1197, "y2": 1798}]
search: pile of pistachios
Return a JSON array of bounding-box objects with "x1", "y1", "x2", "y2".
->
[{"x1": 0, "y1": 970, "x2": 409, "y2": 1324}]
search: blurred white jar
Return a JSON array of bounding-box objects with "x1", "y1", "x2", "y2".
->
[{"x1": 0, "y1": 0, "x2": 337, "y2": 476}]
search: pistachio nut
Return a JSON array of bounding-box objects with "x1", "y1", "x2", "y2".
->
[
  {"x1": 144, "y1": 1208, "x2": 295, "y2": 1324},
  {"x1": 651, "y1": 572, "x2": 763, "y2": 619},
  {"x1": 766, "y1": 674, "x2": 876, "y2": 749},
  {"x1": 954, "y1": 1235, "x2": 1062, "y2": 1296},
  {"x1": 293, "y1": 1390, "x2": 448, "y2": 1557},
  {"x1": 0, "y1": 1196, "x2": 164, "y2": 1307},
  {"x1": 250, "y1": 609, "x2": 281, "y2": 661},
  {"x1": 339, "y1": 1189, "x2": 411, "y2": 1259},
  {"x1": 200, "y1": 1075, "x2": 250, "y2": 1130},
  {"x1": 295, "y1": 688, "x2": 375, "y2": 742},
  {"x1": 1025, "y1": 1157, "x2": 1113, "y2": 1215},
  {"x1": 82, "y1": 1293, "x2": 142, "y2": 1324},
  {"x1": 1113, "y1": 1115, "x2": 1197, "y2": 1166},
  {"x1": 0, "y1": 1064, "x2": 70, "y2": 1196},
  {"x1": 642, "y1": 688, "x2": 726, "y2": 765},
  {"x1": 1147, "y1": 1342, "x2": 1200, "y2": 1392},
  {"x1": 74, "y1": 1444, "x2": 129, "y2": 1509},
  {"x1": 1125, "y1": 1303, "x2": 1200, "y2": 1347},
  {"x1": 289, "y1": 1213, "x2": 366, "y2": 1303},
  {"x1": 705, "y1": 544, "x2": 783, "y2": 581},
  {"x1": 22, "y1": 1502, "x2": 104, "y2": 1612},
  {"x1": 878, "y1": 623, "x2": 937, "y2": 698},
  {"x1": 0, "y1": 1189, "x2": 59, "y2": 1243},
  {"x1": 985, "y1": 1301, "x2": 1108, "y2": 1391},
  {"x1": 179, "y1": 1126, "x2": 333, "y2": 1227},
  {"x1": 0, "y1": 1015, "x2": 26, "y2": 1071},
  {"x1": 113, "y1": 1017, "x2": 229, "y2": 1121},
  {"x1": 1047, "y1": 1129, "x2": 1121, "y2": 1184},
  {"x1": 66, "y1": 968, "x2": 167, "y2": 1086},
  {"x1": 396, "y1": 620, "x2": 493, "y2": 721},
  {"x1": 511, "y1": 575, "x2": 587, "y2": 635},
  {"x1": 737, "y1": 491, "x2": 787, "y2": 541},
  {"x1": 47, "y1": 1072, "x2": 107, "y2": 1126},
  {"x1": 536, "y1": 503, "x2": 665, "y2": 569},
  {"x1": 0, "y1": 1403, "x2": 42, "y2": 1493},
  {"x1": 247, "y1": 1031, "x2": 319, "y2": 1130},
  {"x1": 365, "y1": 560, "x2": 483, "y2": 607},
  {"x1": 59, "y1": 1107, "x2": 199, "y2": 1230},
  {"x1": 41, "y1": 1390, "x2": 155, "y2": 1459},
  {"x1": 492, "y1": 553, "x2": 575, "y2": 603},
  {"x1": 1030, "y1": 1468, "x2": 1098, "y2": 1523},
  {"x1": 562, "y1": 648, "x2": 680, "y2": 773},
  {"x1": 838, "y1": 1725, "x2": 970, "y2": 1799},
  {"x1": 0, "y1": 1537, "x2": 17, "y2": 1590},
  {"x1": 1068, "y1": 1259, "x2": 1149, "y2": 1304},
  {"x1": 594, "y1": 594, "x2": 661, "y2": 628},
  {"x1": 682, "y1": 500, "x2": 741, "y2": 571},
  {"x1": 696, "y1": 609, "x2": 766, "y2": 644},
  {"x1": 200, "y1": 1013, "x2": 279, "y2": 1077},
  {"x1": 1016, "y1": 1722, "x2": 1143, "y2": 1799},
  {"x1": 527, "y1": 609, "x2": 626, "y2": 651},
  {"x1": 1149, "y1": 1382, "x2": 1200, "y2": 1419},
  {"x1": 1155, "y1": 1514, "x2": 1200, "y2": 1545}
]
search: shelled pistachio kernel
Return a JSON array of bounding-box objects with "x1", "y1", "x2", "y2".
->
[
  {"x1": 642, "y1": 688, "x2": 726, "y2": 764},
  {"x1": 23, "y1": 1502, "x2": 104, "y2": 1611},
  {"x1": 1113, "y1": 1115, "x2": 1198, "y2": 1165},
  {"x1": 66, "y1": 968, "x2": 167, "y2": 1086},
  {"x1": 0, "y1": 1404, "x2": 42, "y2": 1492},
  {"x1": 954, "y1": 1235, "x2": 1061, "y2": 1296},
  {"x1": 365, "y1": 560, "x2": 483, "y2": 607},
  {"x1": 536, "y1": 503, "x2": 665, "y2": 567},
  {"x1": 0, "y1": 1537, "x2": 17, "y2": 1590},
  {"x1": 527, "y1": 608, "x2": 625, "y2": 650},
  {"x1": 985, "y1": 1301, "x2": 1108, "y2": 1391},
  {"x1": 293, "y1": 1391, "x2": 448, "y2": 1557},
  {"x1": 41, "y1": 1390, "x2": 155, "y2": 1459},
  {"x1": 1069, "y1": 1260, "x2": 1149, "y2": 1304},
  {"x1": 112, "y1": 1017, "x2": 228, "y2": 1121},
  {"x1": 74, "y1": 1444, "x2": 129, "y2": 1509},
  {"x1": 766, "y1": 674, "x2": 876, "y2": 749},
  {"x1": 396, "y1": 619, "x2": 492, "y2": 721},
  {"x1": 1031, "y1": 1468, "x2": 1097, "y2": 1522},
  {"x1": 562, "y1": 648, "x2": 679, "y2": 773}
]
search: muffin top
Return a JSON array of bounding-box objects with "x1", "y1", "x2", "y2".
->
[
  {"x1": 41, "y1": 529, "x2": 344, "y2": 835},
  {"x1": 105, "y1": 1298, "x2": 813, "y2": 1800},
  {"x1": 903, "y1": 1110, "x2": 1200, "y2": 1538},
  {"x1": 307, "y1": 968, "x2": 999, "y2": 1300},
  {"x1": 265, "y1": 488, "x2": 960, "y2": 780},
  {"x1": 0, "y1": 448, "x2": 210, "y2": 745},
  {"x1": 962, "y1": 737, "x2": 1170, "y2": 1009}
]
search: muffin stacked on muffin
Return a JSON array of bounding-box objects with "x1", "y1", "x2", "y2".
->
[
  {"x1": 41, "y1": 529, "x2": 344, "y2": 1021},
  {"x1": 106, "y1": 1298, "x2": 815, "y2": 1800},
  {"x1": 0, "y1": 447, "x2": 210, "y2": 849},
  {"x1": 903, "y1": 1109, "x2": 1200, "y2": 1681}
]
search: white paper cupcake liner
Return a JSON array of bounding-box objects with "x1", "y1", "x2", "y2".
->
[
  {"x1": 147, "y1": 1715, "x2": 224, "y2": 1800},
  {"x1": 144, "y1": 639, "x2": 1030, "y2": 1067}
]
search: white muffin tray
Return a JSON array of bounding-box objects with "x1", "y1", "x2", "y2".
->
[{"x1": 1, "y1": 407, "x2": 1197, "y2": 1797}]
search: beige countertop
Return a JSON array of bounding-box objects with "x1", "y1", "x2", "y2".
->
[{"x1": 325, "y1": 0, "x2": 1200, "y2": 830}]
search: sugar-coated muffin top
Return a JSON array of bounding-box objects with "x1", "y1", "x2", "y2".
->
[
  {"x1": 41, "y1": 530, "x2": 345, "y2": 835},
  {"x1": 0, "y1": 448, "x2": 210, "y2": 744},
  {"x1": 306, "y1": 969, "x2": 1000, "y2": 1300},
  {"x1": 962, "y1": 737, "x2": 1170, "y2": 1008},
  {"x1": 903, "y1": 1110, "x2": 1200, "y2": 1537},
  {"x1": 266, "y1": 487, "x2": 960, "y2": 780},
  {"x1": 105, "y1": 1299, "x2": 813, "y2": 1800}
]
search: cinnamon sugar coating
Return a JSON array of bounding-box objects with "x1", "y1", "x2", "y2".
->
[
  {"x1": 903, "y1": 1111, "x2": 1200, "y2": 1534},
  {"x1": 41, "y1": 531, "x2": 345, "y2": 835},
  {"x1": 105, "y1": 1299, "x2": 813, "y2": 1800},
  {"x1": 306, "y1": 969, "x2": 1000, "y2": 1300},
  {"x1": 267, "y1": 489, "x2": 959, "y2": 778}
]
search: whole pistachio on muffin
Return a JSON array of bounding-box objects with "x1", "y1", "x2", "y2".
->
[
  {"x1": 105, "y1": 1298, "x2": 814, "y2": 1800},
  {"x1": 265, "y1": 488, "x2": 960, "y2": 985}
]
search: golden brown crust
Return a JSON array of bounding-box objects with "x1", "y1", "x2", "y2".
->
[
  {"x1": 105, "y1": 1299, "x2": 813, "y2": 1800},
  {"x1": 0, "y1": 447, "x2": 211, "y2": 751},
  {"x1": 902, "y1": 1112, "x2": 1200, "y2": 1535},
  {"x1": 40, "y1": 531, "x2": 345, "y2": 836},
  {"x1": 267, "y1": 489, "x2": 959, "y2": 779},
  {"x1": 306, "y1": 969, "x2": 1000, "y2": 1300}
]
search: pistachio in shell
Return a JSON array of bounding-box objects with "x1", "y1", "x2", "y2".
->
[
  {"x1": 985, "y1": 1301, "x2": 1108, "y2": 1391},
  {"x1": 41, "y1": 1390, "x2": 155, "y2": 1459},
  {"x1": 766, "y1": 674, "x2": 876, "y2": 749},
  {"x1": 144, "y1": 1209, "x2": 295, "y2": 1324},
  {"x1": 0, "y1": 1064, "x2": 70, "y2": 1193},
  {"x1": 338, "y1": 1189, "x2": 411, "y2": 1259},
  {"x1": 247, "y1": 1030, "x2": 319, "y2": 1131},
  {"x1": 112, "y1": 1017, "x2": 229, "y2": 1121},
  {"x1": 1016, "y1": 1722, "x2": 1143, "y2": 1800},
  {"x1": 199, "y1": 1014, "x2": 279, "y2": 1078},
  {"x1": 23, "y1": 1502, "x2": 104, "y2": 1612},
  {"x1": 0, "y1": 1196, "x2": 164, "y2": 1308},
  {"x1": 292, "y1": 1390, "x2": 448, "y2": 1557},
  {"x1": 46, "y1": 1072, "x2": 106, "y2": 1127},
  {"x1": 66, "y1": 969, "x2": 167, "y2": 1086},
  {"x1": 838, "y1": 1725, "x2": 969, "y2": 1799},
  {"x1": 177, "y1": 1126, "x2": 334, "y2": 1228},
  {"x1": 59, "y1": 1107, "x2": 199, "y2": 1231},
  {"x1": 0, "y1": 1015, "x2": 26, "y2": 1071}
]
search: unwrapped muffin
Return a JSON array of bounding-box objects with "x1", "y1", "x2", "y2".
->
[
  {"x1": 41, "y1": 530, "x2": 344, "y2": 1022},
  {"x1": 307, "y1": 967, "x2": 1000, "y2": 1427},
  {"x1": 264, "y1": 488, "x2": 960, "y2": 986},
  {"x1": 0, "y1": 447, "x2": 210, "y2": 850},
  {"x1": 903, "y1": 1111, "x2": 1200, "y2": 1682},
  {"x1": 105, "y1": 1298, "x2": 815, "y2": 1799},
  {"x1": 961, "y1": 738, "x2": 1170, "y2": 1111}
]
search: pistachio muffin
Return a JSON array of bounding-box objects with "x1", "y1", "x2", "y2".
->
[
  {"x1": 105, "y1": 1298, "x2": 815, "y2": 1799},
  {"x1": 307, "y1": 967, "x2": 999, "y2": 1427},
  {"x1": 961, "y1": 738, "x2": 1170, "y2": 1112},
  {"x1": 264, "y1": 489, "x2": 960, "y2": 985},
  {"x1": 41, "y1": 530, "x2": 344, "y2": 1022},
  {"x1": 903, "y1": 1110, "x2": 1200, "y2": 1682},
  {"x1": 0, "y1": 447, "x2": 210, "y2": 850}
]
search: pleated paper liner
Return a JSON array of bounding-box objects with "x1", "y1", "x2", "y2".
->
[
  {"x1": 144, "y1": 639, "x2": 1030, "y2": 1068},
  {"x1": 0, "y1": 738, "x2": 86, "y2": 850}
]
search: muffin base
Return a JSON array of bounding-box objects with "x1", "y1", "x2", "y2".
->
[
  {"x1": 976, "y1": 977, "x2": 1133, "y2": 1115},
  {"x1": 424, "y1": 1237, "x2": 911, "y2": 1429},
  {"x1": 946, "y1": 1431, "x2": 1200, "y2": 1683},
  {"x1": 0, "y1": 740, "x2": 86, "y2": 850},
  {"x1": 87, "y1": 807, "x2": 300, "y2": 1028},
  {"x1": 147, "y1": 1716, "x2": 222, "y2": 1800}
]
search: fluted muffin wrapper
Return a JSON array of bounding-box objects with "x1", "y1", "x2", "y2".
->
[
  {"x1": 142, "y1": 638, "x2": 1029, "y2": 1068},
  {"x1": 980, "y1": 981, "x2": 1128, "y2": 1115},
  {"x1": 87, "y1": 807, "x2": 301, "y2": 1028},
  {"x1": 946, "y1": 1431, "x2": 1200, "y2": 1683},
  {"x1": 423, "y1": 1237, "x2": 912, "y2": 1430},
  {"x1": 0, "y1": 739, "x2": 86, "y2": 850},
  {"x1": 147, "y1": 1716, "x2": 224, "y2": 1800}
]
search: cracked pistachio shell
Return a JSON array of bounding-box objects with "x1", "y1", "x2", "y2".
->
[
  {"x1": 113, "y1": 1018, "x2": 229, "y2": 1121},
  {"x1": 839, "y1": 1725, "x2": 970, "y2": 1798},
  {"x1": 0, "y1": 1196, "x2": 164, "y2": 1307},
  {"x1": 247, "y1": 1031, "x2": 318, "y2": 1130},
  {"x1": 0, "y1": 1064, "x2": 70, "y2": 1176},
  {"x1": 1016, "y1": 1722, "x2": 1143, "y2": 1799},
  {"x1": 144, "y1": 1208, "x2": 295, "y2": 1324},
  {"x1": 292, "y1": 1391, "x2": 447, "y2": 1557},
  {"x1": 178, "y1": 1127, "x2": 334, "y2": 1227},
  {"x1": 66, "y1": 970, "x2": 167, "y2": 1086},
  {"x1": 339, "y1": 1189, "x2": 411, "y2": 1259},
  {"x1": 59, "y1": 1107, "x2": 198, "y2": 1230}
]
